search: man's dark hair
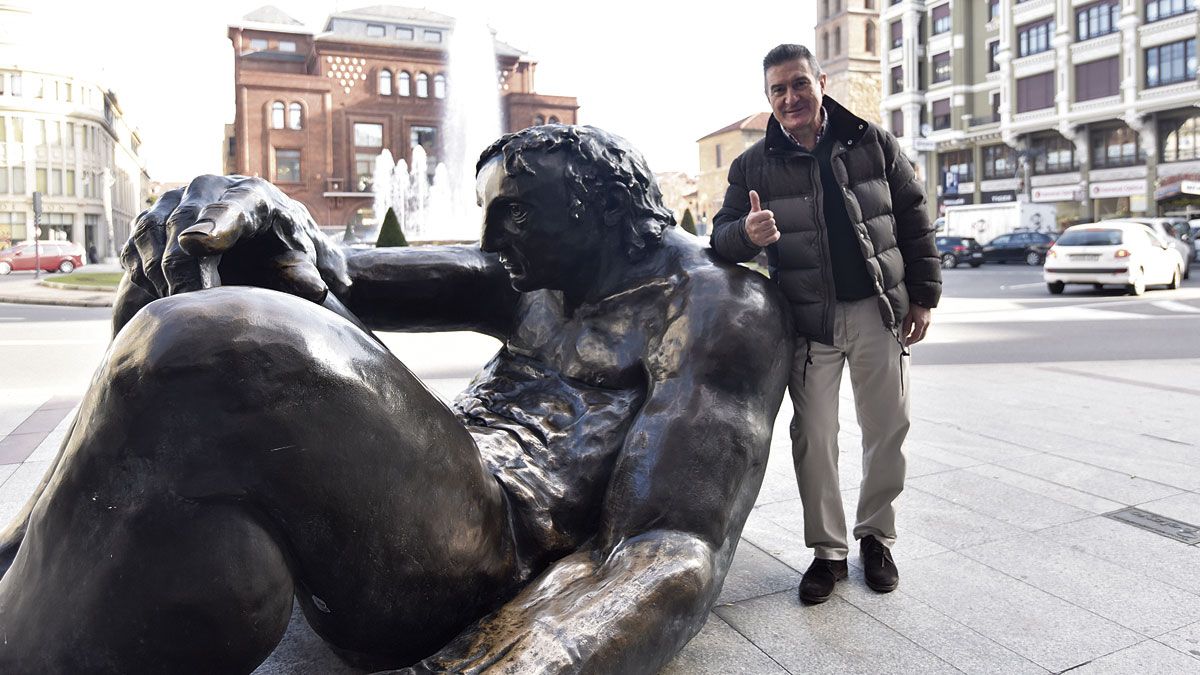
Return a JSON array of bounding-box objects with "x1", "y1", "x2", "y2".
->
[
  {"x1": 762, "y1": 43, "x2": 822, "y2": 77},
  {"x1": 477, "y1": 125, "x2": 674, "y2": 260}
]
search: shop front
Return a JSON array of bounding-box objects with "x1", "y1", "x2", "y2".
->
[
  {"x1": 1089, "y1": 179, "x2": 1148, "y2": 220},
  {"x1": 1030, "y1": 184, "x2": 1085, "y2": 228}
]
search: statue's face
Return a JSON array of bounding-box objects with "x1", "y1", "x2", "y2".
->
[{"x1": 477, "y1": 154, "x2": 603, "y2": 293}]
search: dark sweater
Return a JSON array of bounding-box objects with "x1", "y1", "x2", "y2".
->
[{"x1": 815, "y1": 134, "x2": 874, "y2": 301}]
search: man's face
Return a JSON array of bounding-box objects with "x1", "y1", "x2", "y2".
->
[
  {"x1": 477, "y1": 154, "x2": 602, "y2": 293},
  {"x1": 765, "y1": 58, "x2": 827, "y2": 138}
]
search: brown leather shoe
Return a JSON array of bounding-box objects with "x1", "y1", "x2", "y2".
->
[{"x1": 798, "y1": 557, "x2": 849, "y2": 604}]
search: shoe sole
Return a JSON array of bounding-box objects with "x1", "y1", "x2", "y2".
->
[
  {"x1": 865, "y1": 578, "x2": 898, "y2": 593},
  {"x1": 799, "y1": 589, "x2": 834, "y2": 604}
]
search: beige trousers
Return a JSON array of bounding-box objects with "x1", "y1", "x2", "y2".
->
[{"x1": 789, "y1": 297, "x2": 910, "y2": 561}]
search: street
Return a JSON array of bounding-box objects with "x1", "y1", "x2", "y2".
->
[{"x1": 1, "y1": 266, "x2": 1199, "y2": 673}]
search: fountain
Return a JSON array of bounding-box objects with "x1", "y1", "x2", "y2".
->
[{"x1": 367, "y1": 11, "x2": 501, "y2": 244}]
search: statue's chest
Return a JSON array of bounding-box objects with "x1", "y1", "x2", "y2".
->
[{"x1": 508, "y1": 292, "x2": 652, "y2": 390}]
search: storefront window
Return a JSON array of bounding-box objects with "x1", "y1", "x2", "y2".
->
[
  {"x1": 1090, "y1": 126, "x2": 1140, "y2": 168},
  {"x1": 1159, "y1": 112, "x2": 1200, "y2": 163},
  {"x1": 982, "y1": 144, "x2": 1016, "y2": 179}
]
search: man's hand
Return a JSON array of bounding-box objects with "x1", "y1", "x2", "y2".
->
[
  {"x1": 744, "y1": 190, "x2": 780, "y2": 247},
  {"x1": 121, "y1": 175, "x2": 349, "y2": 305},
  {"x1": 901, "y1": 304, "x2": 932, "y2": 347}
]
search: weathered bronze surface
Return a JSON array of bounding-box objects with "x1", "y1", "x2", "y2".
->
[{"x1": 0, "y1": 126, "x2": 792, "y2": 673}]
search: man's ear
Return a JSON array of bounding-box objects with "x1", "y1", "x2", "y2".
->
[{"x1": 603, "y1": 185, "x2": 631, "y2": 229}]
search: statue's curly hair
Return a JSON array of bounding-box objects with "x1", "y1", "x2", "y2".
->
[{"x1": 477, "y1": 125, "x2": 675, "y2": 260}]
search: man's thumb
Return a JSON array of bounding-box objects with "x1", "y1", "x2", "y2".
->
[{"x1": 749, "y1": 190, "x2": 761, "y2": 213}]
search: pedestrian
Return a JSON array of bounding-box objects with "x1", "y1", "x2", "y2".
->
[
  {"x1": 710, "y1": 43, "x2": 941, "y2": 603},
  {"x1": 87, "y1": 244, "x2": 99, "y2": 265}
]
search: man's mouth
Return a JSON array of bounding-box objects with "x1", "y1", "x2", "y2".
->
[{"x1": 499, "y1": 252, "x2": 525, "y2": 279}]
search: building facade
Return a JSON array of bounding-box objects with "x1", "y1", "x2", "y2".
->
[
  {"x1": 818, "y1": 0, "x2": 884, "y2": 124},
  {"x1": 225, "y1": 5, "x2": 579, "y2": 228},
  {"x1": 696, "y1": 112, "x2": 771, "y2": 225},
  {"x1": 0, "y1": 2, "x2": 150, "y2": 258},
  {"x1": 881, "y1": 0, "x2": 1199, "y2": 226}
]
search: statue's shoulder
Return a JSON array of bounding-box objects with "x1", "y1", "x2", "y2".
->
[{"x1": 675, "y1": 249, "x2": 790, "y2": 341}]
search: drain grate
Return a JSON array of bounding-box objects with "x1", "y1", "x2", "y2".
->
[{"x1": 1105, "y1": 507, "x2": 1200, "y2": 545}]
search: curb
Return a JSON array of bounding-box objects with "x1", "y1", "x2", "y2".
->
[
  {"x1": 0, "y1": 294, "x2": 114, "y2": 308},
  {"x1": 38, "y1": 280, "x2": 118, "y2": 292}
]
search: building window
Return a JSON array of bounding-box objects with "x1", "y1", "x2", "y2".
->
[
  {"x1": 1146, "y1": 0, "x2": 1196, "y2": 22},
  {"x1": 416, "y1": 72, "x2": 429, "y2": 98},
  {"x1": 434, "y1": 74, "x2": 446, "y2": 99},
  {"x1": 11, "y1": 167, "x2": 23, "y2": 193},
  {"x1": 10, "y1": 73, "x2": 20, "y2": 97},
  {"x1": 833, "y1": 27, "x2": 841, "y2": 56},
  {"x1": 1018, "y1": 18, "x2": 1055, "y2": 57},
  {"x1": 932, "y1": 52, "x2": 951, "y2": 83},
  {"x1": 938, "y1": 150, "x2": 972, "y2": 194},
  {"x1": 1076, "y1": 0, "x2": 1120, "y2": 41},
  {"x1": 398, "y1": 71, "x2": 411, "y2": 96},
  {"x1": 716, "y1": 144, "x2": 724, "y2": 168},
  {"x1": 1090, "y1": 126, "x2": 1140, "y2": 168},
  {"x1": 50, "y1": 169, "x2": 61, "y2": 195},
  {"x1": 548, "y1": 116, "x2": 560, "y2": 124},
  {"x1": 65, "y1": 170, "x2": 75, "y2": 196},
  {"x1": 271, "y1": 102, "x2": 285, "y2": 129},
  {"x1": 288, "y1": 103, "x2": 303, "y2": 130},
  {"x1": 354, "y1": 122, "x2": 384, "y2": 148},
  {"x1": 890, "y1": 20, "x2": 903, "y2": 49},
  {"x1": 989, "y1": 0, "x2": 1001, "y2": 21},
  {"x1": 1145, "y1": 38, "x2": 1197, "y2": 88},
  {"x1": 822, "y1": 31, "x2": 830, "y2": 60},
  {"x1": 982, "y1": 144, "x2": 1016, "y2": 179},
  {"x1": 249, "y1": 38, "x2": 268, "y2": 51},
  {"x1": 1159, "y1": 112, "x2": 1200, "y2": 162},
  {"x1": 380, "y1": 69, "x2": 393, "y2": 95},
  {"x1": 410, "y1": 125, "x2": 438, "y2": 166},
  {"x1": 866, "y1": 22, "x2": 876, "y2": 54},
  {"x1": 932, "y1": 99, "x2": 951, "y2": 130},
  {"x1": 397, "y1": 27, "x2": 414, "y2": 40},
  {"x1": 988, "y1": 42, "x2": 1000, "y2": 72},
  {"x1": 891, "y1": 65, "x2": 903, "y2": 94},
  {"x1": 931, "y1": 4, "x2": 951, "y2": 34},
  {"x1": 534, "y1": 114, "x2": 545, "y2": 125},
  {"x1": 36, "y1": 168, "x2": 46, "y2": 193},
  {"x1": 366, "y1": 24, "x2": 385, "y2": 38},
  {"x1": 866, "y1": 0, "x2": 875, "y2": 8},
  {"x1": 275, "y1": 149, "x2": 301, "y2": 183},
  {"x1": 424, "y1": 30, "x2": 442, "y2": 43},
  {"x1": 1016, "y1": 71, "x2": 1054, "y2": 112},
  {"x1": 278, "y1": 40, "x2": 296, "y2": 52},
  {"x1": 1075, "y1": 56, "x2": 1120, "y2": 101},
  {"x1": 1029, "y1": 133, "x2": 1077, "y2": 174},
  {"x1": 355, "y1": 153, "x2": 375, "y2": 192}
]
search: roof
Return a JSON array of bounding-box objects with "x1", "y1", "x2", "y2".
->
[
  {"x1": 242, "y1": 5, "x2": 304, "y2": 26},
  {"x1": 696, "y1": 112, "x2": 772, "y2": 142},
  {"x1": 325, "y1": 5, "x2": 455, "y2": 29}
]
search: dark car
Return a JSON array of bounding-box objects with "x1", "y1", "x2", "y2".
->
[
  {"x1": 981, "y1": 231, "x2": 1055, "y2": 265},
  {"x1": 1191, "y1": 223, "x2": 1200, "y2": 262},
  {"x1": 935, "y1": 236, "x2": 984, "y2": 268}
]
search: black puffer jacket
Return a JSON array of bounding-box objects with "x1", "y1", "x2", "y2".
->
[{"x1": 711, "y1": 96, "x2": 941, "y2": 345}]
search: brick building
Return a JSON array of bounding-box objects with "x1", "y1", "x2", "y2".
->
[
  {"x1": 225, "y1": 5, "x2": 579, "y2": 228},
  {"x1": 696, "y1": 112, "x2": 771, "y2": 225}
]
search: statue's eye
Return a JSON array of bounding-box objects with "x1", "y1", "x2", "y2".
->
[{"x1": 508, "y1": 203, "x2": 528, "y2": 224}]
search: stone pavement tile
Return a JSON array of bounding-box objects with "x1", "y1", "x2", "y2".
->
[
  {"x1": 715, "y1": 590, "x2": 957, "y2": 674},
  {"x1": 0, "y1": 433, "x2": 43, "y2": 465},
  {"x1": 961, "y1": 531, "x2": 1200, "y2": 636},
  {"x1": 0, "y1": 401, "x2": 42, "y2": 438},
  {"x1": 1135, "y1": 492, "x2": 1200, "y2": 527},
  {"x1": 0, "y1": 461, "x2": 50, "y2": 505},
  {"x1": 9, "y1": 408, "x2": 70, "y2": 435},
  {"x1": 997, "y1": 453, "x2": 1183, "y2": 505},
  {"x1": 963, "y1": 464, "x2": 1123, "y2": 515},
  {"x1": 716, "y1": 540, "x2": 804, "y2": 606},
  {"x1": 1046, "y1": 443, "x2": 1200, "y2": 492},
  {"x1": 739, "y1": 509, "x2": 810, "y2": 573},
  {"x1": 1070, "y1": 639, "x2": 1200, "y2": 674},
  {"x1": 1156, "y1": 620, "x2": 1200, "y2": 662},
  {"x1": 904, "y1": 423, "x2": 1040, "y2": 464},
  {"x1": 756, "y1": 447, "x2": 800, "y2": 506},
  {"x1": 252, "y1": 602, "x2": 362, "y2": 674},
  {"x1": 834, "y1": 582, "x2": 1048, "y2": 675},
  {"x1": 1038, "y1": 518, "x2": 1200, "y2": 595},
  {"x1": 894, "y1": 487, "x2": 1026, "y2": 551},
  {"x1": 839, "y1": 487, "x2": 951, "y2": 565},
  {"x1": 905, "y1": 442, "x2": 988, "y2": 470},
  {"x1": 908, "y1": 469, "x2": 1093, "y2": 532},
  {"x1": 662, "y1": 613, "x2": 789, "y2": 675},
  {"x1": 900, "y1": 552, "x2": 1141, "y2": 672},
  {"x1": 26, "y1": 405, "x2": 77, "y2": 463}
]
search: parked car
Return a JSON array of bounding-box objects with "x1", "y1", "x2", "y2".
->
[
  {"x1": 1115, "y1": 218, "x2": 1193, "y2": 279},
  {"x1": 1043, "y1": 222, "x2": 1184, "y2": 295},
  {"x1": 0, "y1": 241, "x2": 85, "y2": 275},
  {"x1": 935, "y1": 236, "x2": 984, "y2": 268},
  {"x1": 980, "y1": 231, "x2": 1055, "y2": 265},
  {"x1": 1190, "y1": 220, "x2": 1200, "y2": 262}
]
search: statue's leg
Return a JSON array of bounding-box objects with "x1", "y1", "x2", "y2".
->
[{"x1": 0, "y1": 288, "x2": 518, "y2": 673}]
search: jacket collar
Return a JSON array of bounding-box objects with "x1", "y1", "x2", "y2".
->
[{"x1": 764, "y1": 95, "x2": 870, "y2": 155}]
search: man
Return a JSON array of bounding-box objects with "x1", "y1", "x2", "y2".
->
[
  {"x1": 710, "y1": 44, "x2": 940, "y2": 604},
  {"x1": 0, "y1": 126, "x2": 792, "y2": 673}
]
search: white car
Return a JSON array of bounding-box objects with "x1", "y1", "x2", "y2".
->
[{"x1": 1043, "y1": 222, "x2": 1184, "y2": 295}]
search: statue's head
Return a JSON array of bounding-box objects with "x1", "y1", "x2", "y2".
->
[{"x1": 475, "y1": 125, "x2": 674, "y2": 293}]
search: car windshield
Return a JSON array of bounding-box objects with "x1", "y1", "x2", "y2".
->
[{"x1": 1056, "y1": 229, "x2": 1122, "y2": 246}]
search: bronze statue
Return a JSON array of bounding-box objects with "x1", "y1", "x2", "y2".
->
[{"x1": 0, "y1": 126, "x2": 791, "y2": 673}]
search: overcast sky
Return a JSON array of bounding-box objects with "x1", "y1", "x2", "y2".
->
[{"x1": 31, "y1": 0, "x2": 816, "y2": 182}]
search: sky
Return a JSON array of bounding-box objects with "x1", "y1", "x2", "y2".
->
[{"x1": 28, "y1": 0, "x2": 817, "y2": 182}]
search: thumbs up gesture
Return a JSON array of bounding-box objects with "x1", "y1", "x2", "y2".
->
[{"x1": 744, "y1": 190, "x2": 780, "y2": 246}]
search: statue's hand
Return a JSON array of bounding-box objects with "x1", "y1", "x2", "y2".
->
[{"x1": 121, "y1": 175, "x2": 349, "y2": 303}]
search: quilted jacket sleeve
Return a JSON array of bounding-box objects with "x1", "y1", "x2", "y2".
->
[
  {"x1": 710, "y1": 154, "x2": 763, "y2": 263},
  {"x1": 881, "y1": 131, "x2": 941, "y2": 309}
]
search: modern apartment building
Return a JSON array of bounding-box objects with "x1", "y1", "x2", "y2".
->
[
  {"x1": 818, "y1": 0, "x2": 884, "y2": 124},
  {"x1": 881, "y1": 0, "x2": 1198, "y2": 226},
  {"x1": 225, "y1": 5, "x2": 578, "y2": 229},
  {"x1": 0, "y1": 2, "x2": 150, "y2": 257}
]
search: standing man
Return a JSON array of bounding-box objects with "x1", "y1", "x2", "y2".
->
[{"x1": 710, "y1": 44, "x2": 941, "y2": 604}]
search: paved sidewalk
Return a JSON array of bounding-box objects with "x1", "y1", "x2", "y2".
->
[{"x1": 3, "y1": 288, "x2": 1200, "y2": 673}]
